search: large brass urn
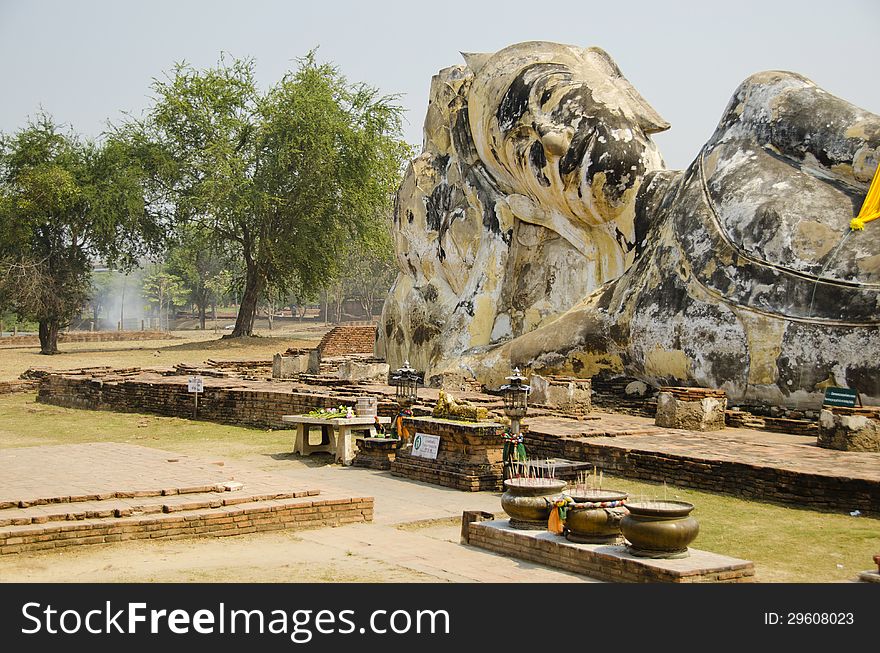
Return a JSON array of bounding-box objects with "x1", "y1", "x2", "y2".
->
[
  {"x1": 620, "y1": 501, "x2": 699, "y2": 559},
  {"x1": 564, "y1": 488, "x2": 628, "y2": 544},
  {"x1": 501, "y1": 478, "x2": 567, "y2": 529}
]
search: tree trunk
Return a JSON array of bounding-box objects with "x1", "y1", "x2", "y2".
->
[
  {"x1": 198, "y1": 302, "x2": 207, "y2": 330},
  {"x1": 38, "y1": 319, "x2": 60, "y2": 355},
  {"x1": 228, "y1": 263, "x2": 261, "y2": 338}
]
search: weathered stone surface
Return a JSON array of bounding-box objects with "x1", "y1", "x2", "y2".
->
[
  {"x1": 378, "y1": 42, "x2": 667, "y2": 376},
  {"x1": 655, "y1": 392, "x2": 727, "y2": 432},
  {"x1": 381, "y1": 41, "x2": 880, "y2": 406},
  {"x1": 272, "y1": 350, "x2": 319, "y2": 379},
  {"x1": 530, "y1": 375, "x2": 592, "y2": 414},
  {"x1": 337, "y1": 360, "x2": 389, "y2": 382},
  {"x1": 818, "y1": 407, "x2": 880, "y2": 452}
]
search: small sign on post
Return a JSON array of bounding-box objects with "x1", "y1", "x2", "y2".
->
[
  {"x1": 823, "y1": 386, "x2": 860, "y2": 408},
  {"x1": 187, "y1": 375, "x2": 204, "y2": 418},
  {"x1": 412, "y1": 433, "x2": 440, "y2": 459}
]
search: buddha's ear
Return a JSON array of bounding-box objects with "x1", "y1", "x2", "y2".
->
[
  {"x1": 461, "y1": 52, "x2": 492, "y2": 76},
  {"x1": 585, "y1": 47, "x2": 671, "y2": 134}
]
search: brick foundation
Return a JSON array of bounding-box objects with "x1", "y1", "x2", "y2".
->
[
  {"x1": 0, "y1": 495, "x2": 374, "y2": 555},
  {"x1": 466, "y1": 518, "x2": 755, "y2": 583},
  {"x1": 352, "y1": 438, "x2": 400, "y2": 470},
  {"x1": 390, "y1": 417, "x2": 505, "y2": 491}
]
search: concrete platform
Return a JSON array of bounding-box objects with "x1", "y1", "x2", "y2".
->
[
  {"x1": 0, "y1": 443, "x2": 372, "y2": 555},
  {"x1": 464, "y1": 518, "x2": 755, "y2": 583}
]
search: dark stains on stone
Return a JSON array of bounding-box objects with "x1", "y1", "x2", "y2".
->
[
  {"x1": 560, "y1": 128, "x2": 590, "y2": 177},
  {"x1": 496, "y1": 63, "x2": 568, "y2": 134},
  {"x1": 432, "y1": 153, "x2": 451, "y2": 175},
  {"x1": 455, "y1": 299, "x2": 475, "y2": 317},
  {"x1": 420, "y1": 284, "x2": 438, "y2": 303},
  {"x1": 452, "y1": 105, "x2": 479, "y2": 163},
  {"x1": 406, "y1": 209, "x2": 414, "y2": 224},
  {"x1": 529, "y1": 141, "x2": 551, "y2": 187},
  {"x1": 634, "y1": 275, "x2": 689, "y2": 319},
  {"x1": 634, "y1": 170, "x2": 682, "y2": 259},
  {"x1": 614, "y1": 227, "x2": 633, "y2": 253},
  {"x1": 411, "y1": 321, "x2": 441, "y2": 347},
  {"x1": 464, "y1": 165, "x2": 503, "y2": 235},
  {"x1": 594, "y1": 282, "x2": 617, "y2": 311},
  {"x1": 425, "y1": 183, "x2": 453, "y2": 232},
  {"x1": 545, "y1": 269, "x2": 556, "y2": 295},
  {"x1": 775, "y1": 355, "x2": 833, "y2": 398},
  {"x1": 588, "y1": 122, "x2": 648, "y2": 205},
  {"x1": 845, "y1": 364, "x2": 880, "y2": 398},
  {"x1": 425, "y1": 181, "x2": 470, "y2": 262},
  {"x1": 539, "y1": 87, "x2": 553, "y2": 107}
]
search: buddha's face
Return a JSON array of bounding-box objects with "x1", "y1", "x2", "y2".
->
[{"x1": 466, "y1": 42, "x2": 669, "y2": 229}]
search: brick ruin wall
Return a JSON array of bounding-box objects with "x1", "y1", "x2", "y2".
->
[
  {"x1": 0, "y1": 331, "x2": 175, "y2": 347},
  {"x1": 522, "y1": 433, "x2": 879, "y2": 514},
  {"x1": 36, "y1": 376, "x2": 365, "y2": 429},
  {"x1": 317, "y1": 324, "x2": 377, "y2": 358}
]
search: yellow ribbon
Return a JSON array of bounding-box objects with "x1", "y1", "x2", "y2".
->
[{"x1": 851, "y1": 164, "x2": 880, "y2": 231}]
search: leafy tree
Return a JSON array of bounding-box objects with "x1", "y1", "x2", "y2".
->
[
  {"x1": 120, "y1": 53, "x2": 409, "y2": 338},
  {"x1": 0, "y1": 115, "x2": 161, "y2": 353},
  {"x1": 204, "y1": 268, "x2": 234, "y2": 329},
  {"x1": 165, "y1": 225, "x2": 229, "y2": 329},
  {"x1": 142, "y1": 268, "x2": 187, "y2": 331},
  {"x1": 340, "y1": 215, "x2": 397, "y2": 319}
]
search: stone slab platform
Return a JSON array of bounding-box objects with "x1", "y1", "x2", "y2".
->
[
  {"x1": 465, "y1": 519, "x2": 755, "y2": 583},
  {"x1": 858, "y1": 570, "x2": 880, "y2": 583},
  {"x1": 0, "y1": 443, "x2": 373, "y2": 555}
]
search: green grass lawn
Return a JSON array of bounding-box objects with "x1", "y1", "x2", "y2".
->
[{"x1": 1, "y1": 392, "x2": 877, "y2": 582}]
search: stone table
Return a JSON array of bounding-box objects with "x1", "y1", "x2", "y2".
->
[{"x1": 281, "y1": 415, "x2": 391, "y2": 465}]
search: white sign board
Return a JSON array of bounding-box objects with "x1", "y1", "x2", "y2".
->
[
  {"x1": 411, "y1": 433, "x2": 440, "y2": 459},
  {"x1": 187, "y1": 375, "x2": 204, "y2": 393}
]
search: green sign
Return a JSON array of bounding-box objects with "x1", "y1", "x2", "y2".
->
[{"x1": 823, "y1": 387, "x2": 859, "y2": 408}]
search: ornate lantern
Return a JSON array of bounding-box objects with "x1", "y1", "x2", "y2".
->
[
  {"x1": 500, "y1": 368, "x2": 530, "y2": 420},
  {"x1": 391, "y1": 360, "x2": 420, "y2": 407}
]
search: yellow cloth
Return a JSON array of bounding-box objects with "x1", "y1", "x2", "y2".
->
[
  {"x1": 547, "y1": 509, "x2": 564, "y2": 534},
  {"x1": 851, "y1": 165, "x2": 880, "y2": 230}
]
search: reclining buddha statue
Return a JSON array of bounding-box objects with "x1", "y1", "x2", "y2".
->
[{"x1": 378, "y1": 41, "x2": 880, "y2": 406}]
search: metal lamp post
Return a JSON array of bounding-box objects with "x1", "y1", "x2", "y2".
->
[
  {"x1": 391, "y1": 360, "x2": 420, "y2": 444},
  {"x1": 500, "y1": 367, "x2": 530, "y2": 479},
  {"x1": 391, "y1": 360, "x2": 420, "y2": 408}
]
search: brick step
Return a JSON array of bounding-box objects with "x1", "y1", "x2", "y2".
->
[
  {"x1": 0, "y1": 492, "x2": 374, "y2": 555},
  {"x1": 0, "y1": 481, "x2": 258, "y2": 511},
  {"x1": 0, "y1": 486, "x2": 322, "y2": 527}
]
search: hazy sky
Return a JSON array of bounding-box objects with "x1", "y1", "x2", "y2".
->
[{"x1": 1, "y1": 0, "x2": 878, "y2": 169}]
